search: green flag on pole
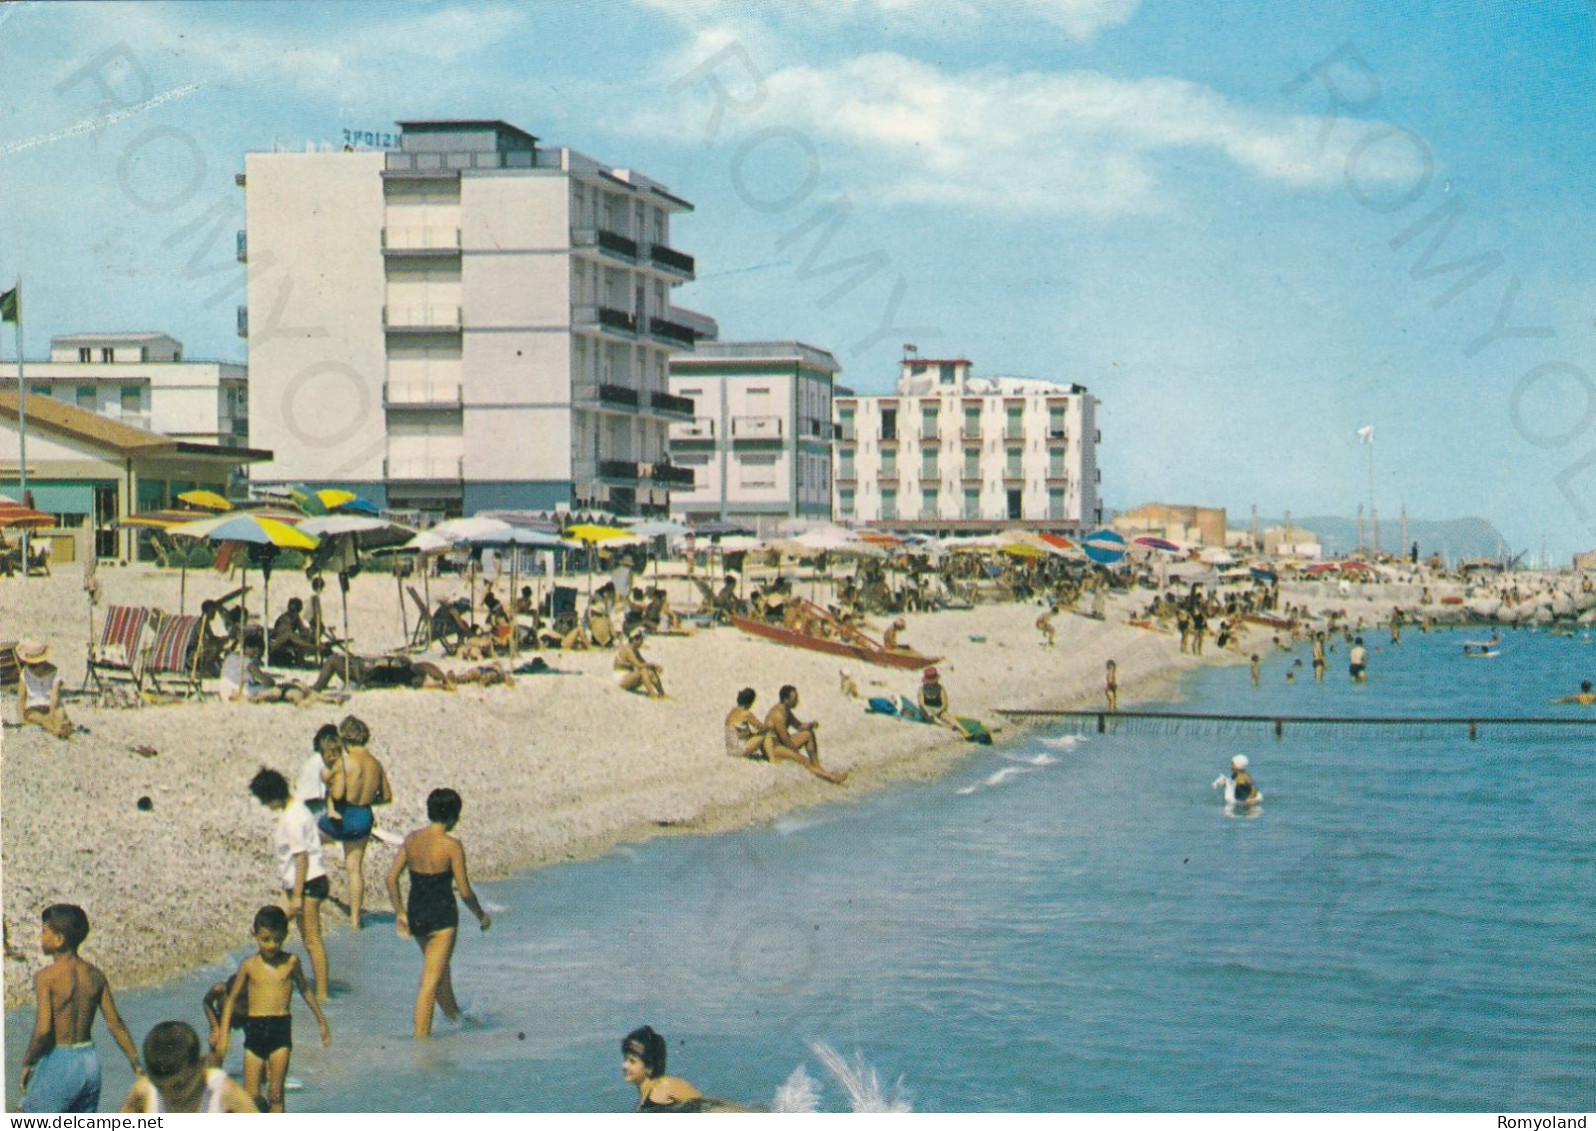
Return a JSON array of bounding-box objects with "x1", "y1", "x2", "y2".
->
[{"x1": 0, "y1": 286, "x2": 17, "y2": 323}]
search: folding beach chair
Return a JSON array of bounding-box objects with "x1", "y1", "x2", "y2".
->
[
  {"x1": 84, "y1": 605, "x2": 151, "y2": 692},
  {"x1": 141, "y1": 612, "x2": 203, "y2": 696},
  {"x1": 406, "y1": 587, "x2": 433, "y2": 651},
  {"x1": 0, "y1": 641, "x2": 18, "y2": 692}
]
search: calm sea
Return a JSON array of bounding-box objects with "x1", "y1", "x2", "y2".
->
[{"x1": 8, "y1": 626, "x2": 1595, "y2": 1112}]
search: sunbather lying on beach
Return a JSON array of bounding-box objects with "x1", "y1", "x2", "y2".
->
[{"x1": 309, "y1": 653, "x2": 452, "y2": 693}]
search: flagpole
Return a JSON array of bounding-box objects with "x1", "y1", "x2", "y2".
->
[{"x1": 12, "y1": 277, "x2": 26, "y2": 577}]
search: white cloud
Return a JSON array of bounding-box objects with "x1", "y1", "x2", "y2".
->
[
  {"x1": 636, "y1": 0, "x2": 1141, "y2": 42},
  {"x1": 638, "y1": 50, "x2": 1433, "y2": 217}
]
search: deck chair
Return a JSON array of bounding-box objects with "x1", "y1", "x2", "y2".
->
[
  {"x1": 431, "y1": 600, "x2": 475, "y2": 655},
  {"x1": 84, "y1": 605, "x2": 151, "y2": 692},
  {"x1": 0, "y1": 641, "x2": 18, "y2": 692},
  {"x1": 27, "y1": 542, "x2": 51, "y2": 577},
  {"x1": 141, "y1": 612, "x2": 203, "y2": 696},
  {"x1": 548, "y1": 585, "x2": 578, "y2": 621},
  {"x1": 406, "y1": 587, "x2": 433, "y2": 651}
]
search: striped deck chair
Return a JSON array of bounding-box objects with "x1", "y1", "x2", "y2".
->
[
  {"x1": 0, "y1": 641, "x2": 18, "y2": 691},
  {"x1": 142, "y1": 613, "x2": 203, "y2": 696},
  {"x1": 84, "y1": 605, "x2": 151, "y2": 692}
]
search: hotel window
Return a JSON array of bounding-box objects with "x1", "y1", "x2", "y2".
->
[
  {"x1": 939, "y1": 362, "x2": 956, "y2": 384},
  {"x1": 963, "y1": 487, "x2": 980, "y2": 518},
  {"x1": 120, "y1": 386, "x2": 141, "y2": 415},
  {"x1": 100, "y1": 348, "x2": 114, "y2": 363},
  {"x1": 1049, "y1": 488, "x2": 1066, "y2": 520},
  {"x1": 963, "y1": 406, "x2": 980, "y2": 438},
  {"x1": 920, "y1": 449, "x2": 937, "y2": 479},
  {"x1": 881, "y1": 488, "x2": 898, "y2": 521},
  {"x1": 837, "y1": 407, "x2": 855, "y2": 440},
  {"x1": 76, "y1": 385, "x2": 96, "y2": 409},
  {"x1": 963, "y1": 450, "x2": 979, "y2": 479},
  {"x1": 1005, "y1": 405, "x2": 1024, "y2": 439},
  {"x1": 739, "y1": 456, "x2": 777, "y2": 488},
  {"x1": 838, "y1": 488, "x2": 855, "y2": 516},
  {"x1": 1006, "y1": 450, "x2": 1023, "y2": 478},
  {"x1": 1049, "y1": 450, "x2": 1066, "y2": 478},
  {"x1": 921, "y1": 405, "x2": 938, "y2": 440},
  {"x1": 30, "y1": 384, "x2": 50, "y2": 399},
  {"x1": 881, "y1": 448, "x2": 897, "y2": 477},
  {"x1": 839, "y1": 448, "x2": 855, "y2": 479},
  {"x1": 1049, "y1": 407, "x2": 1067, "y2": 438},
  {"x1": 881, "y1": 407, "x2": 897, "y2": 441},
  {"x1": 77, "y1": 348, "x2": 91, "y2": 362},
  {"x1": 921, "y1": 487, "x2": 939, "y2": 516}
]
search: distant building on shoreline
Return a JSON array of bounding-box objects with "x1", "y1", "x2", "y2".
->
[
  {"x1": 1114, "y1": 502, "x2": 1227, "y2": 547},
  {"x1": 832, "y1": 354, "x2": 1100, "y2": 532},
  {"x1": 241, "y1": 119, "x2": 714, "y2": 521},
  {"x1": 22, "y1": 333, "x2": 247, "y2": 452},
  {"x1": 667, "y1": 341, "x2": 840, "y2": 535}
]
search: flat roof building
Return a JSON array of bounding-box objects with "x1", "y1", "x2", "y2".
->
[
  {"x1": 241, "y1": 119, "x2": 714, "y2": 520},
  {"x1": 668, "y1": 341, "x2": 839, "y2": 535}
]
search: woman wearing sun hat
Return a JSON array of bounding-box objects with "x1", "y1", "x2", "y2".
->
[
  {"x1": 15, "y1": 639, "x2": 73, "y2": 738},
  {"x1": 917, "y1": 666, "x2": 971, "y2": 739}
]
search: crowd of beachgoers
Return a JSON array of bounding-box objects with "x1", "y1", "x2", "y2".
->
[{"x1": 3, "y1": 541, "x2": 1582, "y2": 1109}]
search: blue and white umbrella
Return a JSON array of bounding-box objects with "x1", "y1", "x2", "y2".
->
[{"x1": 1082, "y1": 528, "x2": 1127, "y2": 565}]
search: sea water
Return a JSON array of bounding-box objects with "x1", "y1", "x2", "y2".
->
[{"x1": 8, "y1": 626, "x2": 1595, "y2": 1111}]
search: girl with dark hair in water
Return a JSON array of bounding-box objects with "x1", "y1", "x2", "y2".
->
[{"x1": 622, "y1": 1027, "x2": 705, "y2": 1111}]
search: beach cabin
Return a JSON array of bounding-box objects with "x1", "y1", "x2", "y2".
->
[{"x1": 0, "y1": 391, "x2": 270, "y2": 562}]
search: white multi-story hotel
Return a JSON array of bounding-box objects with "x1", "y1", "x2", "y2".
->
[
  {"x1": 23, "y1": 333, "x2": 248, "y2": 449},
  {"x1": 241, "y1": 119, "x2": 713, "y2": 518},
  {"x1": 667, "y1": 341, "x2": 839, "y2": 534},
  {"x1": 833, "y1": 355, "x2": 1101, "y2": 531}
]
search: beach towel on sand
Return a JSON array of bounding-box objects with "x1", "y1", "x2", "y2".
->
[{"x1": 865, "y1": 696, "x2": 992, "y2": 745}]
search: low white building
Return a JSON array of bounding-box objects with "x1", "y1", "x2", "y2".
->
[
  {"x1": 833, "y1": 355, "x2": 1101, "y2": 531},
  {"x1": 22, "y1": 333, "x2": 248, "y2": 449},
  {"x1": 667, "y1": 341, "x2": 839, "y2": 534}
]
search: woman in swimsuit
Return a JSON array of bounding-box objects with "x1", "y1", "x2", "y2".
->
[
  {"x1": 622, "y1": 1026, "x2": 705, "y2": 1112},
  {"x1": 385, "y1": 788, "x2": 491, "y2": 1038},
  {"x1": 724, "y1": 687, "x2": 767, "y2": 759}
]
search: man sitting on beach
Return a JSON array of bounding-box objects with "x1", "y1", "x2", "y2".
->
[
  {"x1": 614, "y1": 629, "x2": 665, "y2": 698},
  {"x1": 14, "y1": 639, "x2": 74, "y2": 739},
  {"x1": 270, "y1": 598, "x2": 318, "y2": 668},
  {"x1": 762, "y1": 685, "x2": 844, "y2": 784}
]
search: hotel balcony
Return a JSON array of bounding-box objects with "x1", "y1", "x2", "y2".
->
[
  {"x1": 732, "y1": 415, "x2": 783, "y2": 441},
  {"x1": 575, "y1": 458, "x2": 641, "y2": 485},
  {"x1": 383, "y1": 305, "x2": 462, "y2": 333},
  {"x1": 573, "y1": 382, "x2": 640, "y2": 411},
  {"x1": 647, "y1": 242, "x2": 695, "y2": 279},
  {"x1": 647, "y1": 315, "x2": 699, "y2": 347},
  {"x1": 648, "y1": 463, "x2": 695, "y2": 488},
  {"x1": 382, "y1": 227, "x2": 462, "y2": 256},
  {"x1": 1047, "y1": 430, "x2": 1070, "y2": 445},
  {"x1": 572, "y1": 303, "x2": 637, "y2": 337},
  {"x1": 571, "y1": 226, "x2": 639, "y2": 262},
  {"x1": 384, "y1": 382, "x2": 463, "y2": 409},
  {"x1": 669, "y1": 416, "x2": 715, "y2": 441},
  {"x1": 648, "y1": 390, "x2": 696, "y2": 419},
  {"x1": 384, "y1": 456, "x2": 464, "y2": 482}
]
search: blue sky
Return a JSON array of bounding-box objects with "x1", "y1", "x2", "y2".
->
[{"x1": 2, "y1": 1, "x2": 1594, "y2": 556}]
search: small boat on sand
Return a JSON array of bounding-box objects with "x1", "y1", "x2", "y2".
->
[{"x1": 730, "y1": 603, "x2": 940, "y2": 671}]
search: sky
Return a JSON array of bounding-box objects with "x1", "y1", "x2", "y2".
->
[{"x1": 2, "y1": 0, "x2": 1594, "y2": 556}]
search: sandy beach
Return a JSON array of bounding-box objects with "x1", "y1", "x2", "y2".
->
[{"x1": 1, "y1": 563, "x2": 1424, "y2": 1007}]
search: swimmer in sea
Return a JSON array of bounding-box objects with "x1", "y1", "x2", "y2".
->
[
  {"x1": 1212, "y1": 754, "x2": 1261, "y2": 807},
  {"x1": 623, "y1": 1026, "x2": 703, "y2": 1111},
  {"x1": 1550, "y1": 680, "x2": 1596, "y2": 705}
]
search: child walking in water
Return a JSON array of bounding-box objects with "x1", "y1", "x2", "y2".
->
[
  {"x1": 216, "y1": 906, "x2": 331, "y2": 1112},
  {"x1": 18, "y1": 905, "x2": 141, "y2": 1113},
  {"x1": 386, "y1": 788, "x2": 491, "y2": 1037},
  {"x1": 1105, "y1": 660, "x2": 1118, "y2": 712}
]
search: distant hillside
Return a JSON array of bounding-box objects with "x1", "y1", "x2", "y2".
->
[{"x1": 1281, "y1": 516, "x2": 1512, "y2": 562}]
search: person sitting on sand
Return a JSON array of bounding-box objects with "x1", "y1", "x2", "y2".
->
[
  {"x1": 385, "y1": 788, "x2": 491, "y2": 1038},
  {"x1": 725, "y1": 687, "x2": 767, "y2": 758},
  {"x1": 623, "y1": 1026, "x2": 707, "y2": 1112},
  {"x1": 918, "y1": 667, "x2": 971, "y2": 739},
  {"x1": 17, "y1": 904, "x2": 141, "y2": 1113},
  {"x1": 883, "y1": 617, "x2": 909, "y2": 651},
  {"x1": 222, "y1": 629, "x2": 314, "y2": 705},
  {"x1": 14, "y1": 639, "x2": 73, "y2": 739},
  {"x1": 614, "y1": 629, "x2": 665, "y2": 698},
  {"x1": 121, "y1": 1021, "x2": 257, "y2": 1113},
  {"x1": 839, "y1": 669, "x2": 861, "y2": 700},
  {"x1": 763, "y1": 685, "x2": 845, "y2": 784},
  {"x1": 319, "y1": 715, "x2": 393, "y2": 930},
  {"x1": 270, "y1": 598, "x2": 318, "y2": 668},
  {"x1": 1550, "y1": 679, "x2": 1596, "y2": 705}
]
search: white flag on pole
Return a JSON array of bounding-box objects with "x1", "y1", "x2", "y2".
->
[{"x1": 1356, "y1": 425, "x2": 1374, "y2": 444}]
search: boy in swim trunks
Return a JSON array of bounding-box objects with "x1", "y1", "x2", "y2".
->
[
  {"x1": 248, "y1": 768, "x2": 331, "y2": 1000},
  {"x1": 18, "y1": 904, "x2": 141, "y2": 1112},
  {"x1": 217, "y1": 906, "x2": 331, "y2": 1112}
]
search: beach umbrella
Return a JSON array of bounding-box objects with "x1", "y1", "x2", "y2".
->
[
  {"x1": 1133, "y1": 535, "x2": 1183, "y2": 553},
  {"x1": 1198, "y1": 546, "x2": 1236, "y2": 566},
  {"x1": 0, "y1": 503, "x2": 54, "y2": 529},
  {"x1": 1249, "y1": 566, "x2": 1278, "y2": 583},
  {"x1": 1001, "y1": 543, "x2": 1046, "y2": 560},
  {"x1": 1082, "y1": 528, "x2": 1127, "y2": 565},
  {"x1": 691, "y1": 519, "x2": 753, "y2": 538},
  {"x1": 1340, "y1": 560, "x2": 1374, "y2": 573},
  {"x1": 627, "y1": 519, "x2": 688, "y2": 539},
  {"x1": 175, "y1": 489, "x2": 232, "y2": 512},
  {"x1": 167, "y1": 513, "x2": 319, "y2": 664},
  {"x1": 1304, "y1": 562, "x2": 1338, "y2": 576},
  {"x1": 300, "y1": 514, "x2": 420, "y2": 668}
]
